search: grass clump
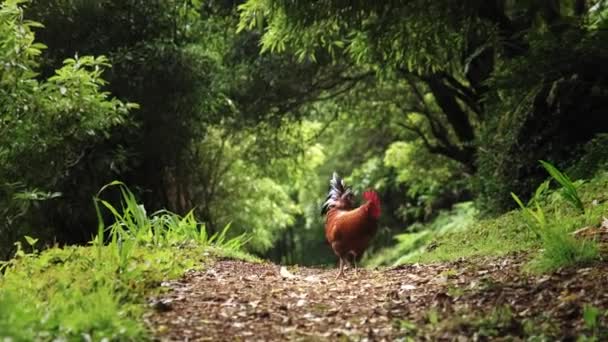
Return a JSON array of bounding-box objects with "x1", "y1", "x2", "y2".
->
[
  {"x1": 0, "y1": 182, "x2": 253, "y2": 341},
  {"x1": 527, "y1": 222, "x2": 598, "y2": 273},
  {"x1": 512, "y1": 161, "x2": 599, "y2": 272}
]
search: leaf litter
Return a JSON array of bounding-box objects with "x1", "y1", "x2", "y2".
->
[{"x1": 146, "y1": 253, "x2": 608, "y2": 340}]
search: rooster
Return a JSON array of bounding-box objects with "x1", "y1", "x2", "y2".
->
[{"x1": 321, "y1": 172, "x2": 381, "y2": 278}]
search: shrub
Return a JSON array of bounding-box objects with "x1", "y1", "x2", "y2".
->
[{"x1": 0, "y1": 0, "x2": 136, "y2": 258}]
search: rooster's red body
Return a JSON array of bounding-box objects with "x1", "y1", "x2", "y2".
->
[{"x1": 321, "y1": 173, "x2": 381, "y2": 278}]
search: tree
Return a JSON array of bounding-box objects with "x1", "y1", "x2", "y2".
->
[{"x1": 239, "y1": 0, "x2": 608, "y2": 212}]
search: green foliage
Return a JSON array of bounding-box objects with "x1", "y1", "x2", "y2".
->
[
  {"x1": 583, "y1": 304, "x2": 600, "y2": 333},
  {"x1": 188, "y1": 127, "x2": 301, "y2": 254},
  {"x1": 385, "y1": 142, "x2": 453, "y2": 188},
  {"x1": 93, "y1": 181, "x2": 251, "y2": 261},
  {"x1": 384, "y1": 140, "x2": 468, "y2": 217},
  {"x1": 526, "y1": 222, "x2": 598, "y2": 273},
  {"x1": 510, "y1": 181, "x2": 549, "y2": 236},
  {"x1": 0, "y1": 3, "x2": 134, "y2": 176},
  {"x1": 568, "y1": 133, "x2": 608, "y2": 180},
  {"x1": 238, "y1": 0, "x2": 472, "y2": 73},
  {"x1": 0, "y1": 182, "x2": 253, "y2": 340},
  {"x1": 366, "y1": 202, "x2": 478, "y2": 267},
  {"x1": 540, "y1": 160, "x2": 584, "y2": 213},
  {"x1": 9, "y1": 0, "x2": 234, "y2": 253},
  {"x1": 0, "y1": 0, "x2": 135, "y2": 257},
  {"x1": 588, "y1": 1, "x2": 608, "y2": 30},
  {"x1": 410, "y1": 212, "x2": 542, "y2": 266},
  {"x1": 511, "y1": 161, "x2": 597, "y2": 273},
  {"x1": 412, "y1": 171, "x2": 608, "y2": 272},
  {"x1": 476, "y1": 14, "x2": 608, "y2": 215}
]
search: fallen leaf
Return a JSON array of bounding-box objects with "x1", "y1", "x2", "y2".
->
[
  {"x1": 280, "y1": 266, "x2": 296, "y2": 279},
  {"x1": 304, "y1": 275, "x2": 320, "y2": 282},
  {"x1": 433, "y1": 274, "x2": 449, "y2": 285}
]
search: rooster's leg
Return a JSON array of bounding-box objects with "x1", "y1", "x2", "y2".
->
[
  {"x1": 335, "y1": 257, "x2": 345, "y2": 279},
  {"x1": 349, "y1": 251, "x2": 359, "y2": 277}
]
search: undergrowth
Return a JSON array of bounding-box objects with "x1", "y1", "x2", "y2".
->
[
  {"x1": 365, "y1": 202, "x2": 478, "y2": 267},
  {"x1": 372, "y1": 169, "x2": 608, "y2": 272},
  {"x1": 0, "y1": 181, "x2": 254, "y2": 341},
  {"x1": 512, "y1": 161, "x2": 600, "y2": 272}
]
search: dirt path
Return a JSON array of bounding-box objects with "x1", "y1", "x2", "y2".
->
[{"x1": 146, "y1": 254, "x2": 608, "y2": 341}]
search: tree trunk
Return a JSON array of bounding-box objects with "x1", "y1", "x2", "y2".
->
[{"x1": 424, "y1": 75, "x2": 475, "y2": 144}]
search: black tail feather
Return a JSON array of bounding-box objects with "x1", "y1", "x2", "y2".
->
[{"x1": 321, "y1": 172, "x2": 350, "y2": 216}]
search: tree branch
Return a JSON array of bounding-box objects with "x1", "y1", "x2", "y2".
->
[
  {"x1": 423, "y1": 74, "x2": 476, "y2": 144},
  {"x1": 440, "y1": 72, "x2": 482, "y2": 115},
  {"x1": 402, "y1": 75, "x2": 453, "y2": 149},
  {"x1": 273, "y1": 70, "x2": 374, "y2": 119}
]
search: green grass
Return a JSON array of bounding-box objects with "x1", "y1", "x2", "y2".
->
[
  {"x1": 0, "y1": 182, "x2": 255, "y2": 341},
  {"x1": 527, "y1": 222, "x2": 598, "y2": 273},
  {"x1": 375, "y1": 171, "x2": 608, "y2": 271},
  {"x1": 365, "y1": 202, "x2": 479, "y2": 266},
  {"x1": 408, "y1": 210, "x2": 537, "y2": 263}
]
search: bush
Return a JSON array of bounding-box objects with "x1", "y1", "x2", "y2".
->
[{"x1": 0, "y1": 0, "x2": 135, "y2": 258}]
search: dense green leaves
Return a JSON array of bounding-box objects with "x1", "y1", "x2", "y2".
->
[
  {"x1": 540, "y1": 160, "x2": 585, "y2": 213},
  {"x1": 0, "y1": 0, "x2": 136, "y2": 257},
  {"x1": 238, "y1": 0, "x2": 471, "y2": 73}
]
